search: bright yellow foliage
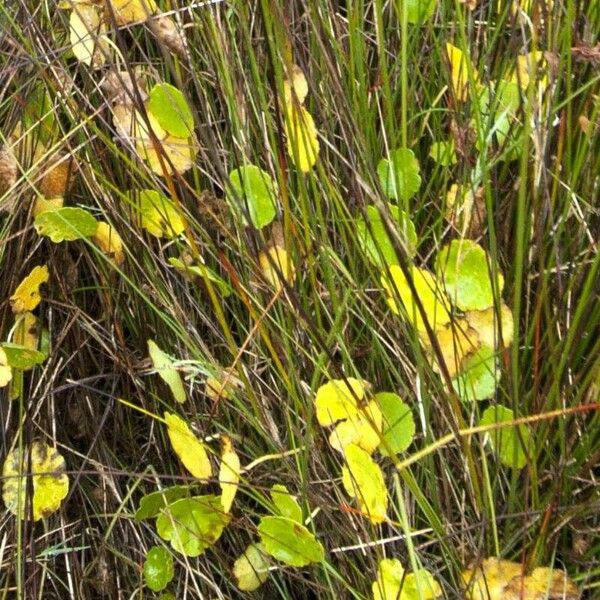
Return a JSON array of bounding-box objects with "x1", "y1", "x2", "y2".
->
[
  {"x1": 341, "y1": 443, "x2": 387, "y2": 523},
  {"x1": 284, "y1": 105, "x2": 319, "y2": 172},
  {"x1": 509, "y1": 51, "x2": 548, "y2": 92},
  {"x1": 107, "y1": 0, "x2": 158, "y2": 24},
  {"x1": 381, "y1": 265, "x2": 451, "y2": 334},
  {"x1": 164, "y1": 412, "x2": 212, "y2": 480},
  {"x1": 314, "y1": 377, "x2": 366, "y2": 426},
  {"x1": 465, "y1": 304, "x2": 514, "y2": 350},
  {"x1": 136, "y1": 134, "x2": 198, "y2": 176},
  {"x1": 258, "y1": 245, "x2": 295, "y2": 292},
  {"x1": 284, "y1": 65, "x2": 309, "y2": 106},
  {"x1": 427, "y1": 318, "x2": 480, "y2": 378},
  {"x1": 93, "y1": 221, "x2": 125, "y2": 265},
  {"x1": 446, "y1": 43, "x2": 479, "y2": 102},
  {"x1": 2, "y1": 441, "x2": 69, "y2": 521},
  {"x1": 329, "y1": 400, "x2": 383, "y2": 455},
  {"x1": 219, "y1": 436, "x2": 240, "y2": 513},
  {"x1": 10, "y1": 265, "x2": 49, "y2": 314},
  {"x1": 0, "y1": 348, "x2": 12, "y2": 387}
]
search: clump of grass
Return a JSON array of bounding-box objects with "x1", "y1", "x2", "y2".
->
[{"x1": 1, "y1": 0, "x2": 599, "y2": 598}]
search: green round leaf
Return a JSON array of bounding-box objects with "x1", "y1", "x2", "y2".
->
[
  {"x1": 429, "y1": 140, "x2": 457, "y2": 166},
  {"x1": 228, "y1": 165, "x2": 277, "y2": 229},
  {"x1": 435, "y1": 239, "x2": 504, "y2": 311},
  {"x1": 257, "y1": 516, "x2": 324, "y2": 567},
  {"x1": 270, "y1": 484, "x2": 302, "y2": 523},
  {"x1": 143, "y1": 546, "x2": 174, "y2": 592},
  {"x1": 376, "y1": 392, "x2": 415, "y2": 456},
  {"x1": 452, "y1": 345, "x2": 499, "y2": 402},
  {"x1": 34, "y1": 207, "x2": 98, "y2": 243},
  {"x1": 1, "y1": 343, "x2": 45, "y2": 369},
  {"x1": 147, "y1": 83, "x2": 194, "y2": 138},
  {"x1": 480, "y1": 405, "x2": 531, "y2": 469},
  {"x1": 135, "y1": 485, "x2": 191, "y2": 521},
  {"x1": 357, "y1": 204, "x2": 417, "y2": 267},
  {"x1": 156, "y1": 495, "x2": 230, "y2": 557},
  {"x1": 405, "y1": 0, "x2": 436, "y2": 24},
  {"x1": 376, "y1": 148, "x2": 421, "y2": 201},
  {"x1": 233, "y1": 544, "x2": 270, "y2": 591},
  {"x1": 134, "y1": 190, "x2": 186, "y2": 239}
]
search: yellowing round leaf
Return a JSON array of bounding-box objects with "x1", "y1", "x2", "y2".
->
[
  {"x1": 233, "y1": 544, "x2": 270, "y2": 591},
  {"x1": 148, "y1": 340, "x2": 185, "y2": 403},
  {"x1": 133, "y1": 190, "x2": 186, "y2": 238},
  {"x1": 284, "y1": 65, "x2": 309, "y2": 105},
  {"x1": 12, "y1": 312, "x2": 40, "y2": 371},
  {"x1": 505, "y1": 567, "x2": 579, "y2": 600},
  {"x1": 219, "y1": 436, "x2": 240, "y2": 513},
  {"x1": 93, "y1": 221, "x2": 124, "y2": 265},
  {"x1": 329, "y1": 400, "x2": 383, "y2": 455},
  {"x1": 0, "y1": 348, "x2": 12, "y2": 387},
  {"x1": 372, "y1": 558, "x2": 406, "y2": 600},
  {"x1": 465, "y1": 304, "x2": 514, "y2": 350},
  {"x1": 107, "y1": 0, "x2": 158, "y2": 24},
  {"x1": 314, "y1": 377, "x2": 366, "y2": 426},
  {"x1": 426, "y1": 319, "x2": 480, "y2": 378},
  {"x1": 10, "y1": 265, "x2": 49, "y2": 314},
  {"x1": 341, "y1": 443, "x2": 387, "y2": 523},
  {"x1": 382, "y1": 265, "x2": 451, "y2": 334},
  {"x1": 111, "y1": 104, "x2": 166, "y2": 143},
  {"x1": 137, "y1": 134, "x2": 198, "y2": 176},
  {"x1": 69, "y1": 4, "x2": 108, "y2": 67},
  {"x1": 284, "y1": 105, "x2": 319, "y2": 172},
  {"x1": 259, "y1": 245, "x2": 295, "y2": 292},
  {"x1": 164, "y1": 412, "x2": 212, "y2": 480},
  {"x1": 509, "y1": 51, "x2": 548, "y2": 92},
  {"x1": 33, "y1": 196, "x2": 64, "y2": 218},
  {"x1": 2, "y1": 441, "x2": 69, "y2": 521},
  {"x1": 462, "y1": 558, "x2": 524, "y2": 600}
]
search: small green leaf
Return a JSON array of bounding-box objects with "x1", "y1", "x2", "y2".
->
[
  {"x1": 156, "y1": 495, "x2": 230, "y2": 557},
  {"x1": 148, "y1": 340, "x2": 186, "y2": 403},
  {"x1": 435, "y1": 239, "x2": 504, "y2": 311},
  {"x1": 429, "y1": 140, "x2": 457, "y2": 166},
  {"x1": 168, "y1": 258, "x2": 232, "y2": 297},
  {"x1": 228, "y1": 165, "x2": 277, "y2": 229},
  {"x1": 357, "y1": 204, "x2": 417, "y2": 267},
  {"x1": 480, "y1": 405, "x2": 531, "y2": 469},
  {"x1": 257, "y1": 516, "x2": 324, "y2": 567},
  {"x1": 135, "y1": 485, "x2": 191, "y2": 521},
  {"x1": 377, "y1": 148, "x2": 421, "y2": 201},
  {"x1": 376, "y1": 392, "x2": 415, "y2": 456},
  {"x1": 143, "y1": 546, "x2": 174, "y2": 592},
  {"x1": 147, "y1": 83, "x2": 194, "y2": 138},
  {"x1": 270, "y1": 484, "x2": 302, "y2": 523},
  {"x1": 405, "y1": 0, "x2": 436, "y2": 24},
  {"x1": 34, "y1": 207, "x2": 98, "y2": 243},
  {"x1": 233, "y1": 543, "x2": 270, "y2": 591},
  {"x1": 452, "y1": 345, "x2": 499, "y2": 402},
  {"x1": 1, "y1": 343, "x2": 45, "y2": 369}
]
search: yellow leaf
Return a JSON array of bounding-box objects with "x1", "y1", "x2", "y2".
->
[
  {"x1": 258, "y1": 245, "x2": 295, "y2": 292},
  {"x1": 462, "y1": 558, "x2": 525, "y2": 600},
  {"x1": 106, "y1": 0, "x2": 158, "y2": 24},
  {"x1": 13, "y1": 312, "x2": 39, "y2": 371},
  {"x1": 10, "y1": 265, "x2": 49, "y2": 314},
  {"x1": 93, "y1": 221, "x2": 125, "y2": 265},
  {"x1": 284, "y1": 64, "x2": 309, "y2": 106},
  {"x1": 233, "y1": 544, "x2": 270, "y2": 591},
  {"x1": 33, "y1": 196, "x2": 64, "y2": 218},
  {"x1": 342, "y1": 444, "x2": 387, "y2": 523},
  {"x1": 148, "y1": 340, "x2": 185, "y2": 403},
  {"x1": 381, "y1": 265, "x2": 451, "y2": 334},
  {"x1": 111, "y1": 104, "x2": 166, "y2": 143},
  {"x1": 426, "y1": 318, "x2": 480, "y2": 378},
  {"x1": 509, "y1": 51, "x2": 548, "y2": 92},
  {"x1": 372, "y1": 558, "x2": 406, "y2": 600},
  {"x1": 284, "y1": 105, "x2": 319, "y2": 172},
  {"x1": 314, "y1": 377, "x2": 366, "y2": 426},
  {"x1": 465, "y1": 303, "x2": 514, "y2": 350},
  {"x1": 69, "y1": 5, "x2": 107, "y2": 67},
  {"x1": 219, "y1": 436, "x2": 240, "y2": 513},
  {"x1": 134, "y1": 189, "x2": 186, "y2": 239},
  {"x1": 164, "y1": 412, "x2": 212, "y2": 480},
  {"x1": 0, "y1": 348, "x2": 12, "y2": 387},
  {"x1": 137, "y1": 134, "x2": 198, "y2": 176},
  {"x1": 2, "y1": 441, "x2": 69, "y2": 521},
  {"x1": 329, "y1": 400, "x2": 383, "y2": 455},
  {"x1": 446, "y1": 42, "x2": 479, "y2": 102}
]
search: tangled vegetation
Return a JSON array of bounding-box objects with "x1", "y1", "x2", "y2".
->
[{"x1": 1, "y1": 0, "x2": 599, "y2": 598}]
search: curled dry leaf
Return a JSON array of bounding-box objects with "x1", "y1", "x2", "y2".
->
[
  {"x1": 10, "y1": 265, "x2": 50, "y2": 314},
  {"x1": 93, "y1": 221, "x2": 125, "y2": 265},
  {"x1": 102, "y1": 69, "x2": 148, "y2": 105},
  {"x1": 148, "y1": 15, "x2": 185, "y2": 56},
  {"x1": 259, "y1": 245, "x2": 295, "y2": 292},
  {"x1": 38, "y1": 154, "x2": 73, "y2": 198},
  {"x1": 284, "y1": 64, "x2": 309, "y2": 106},
  {"x1": 0, "y1": 146, "x2": 18, "y2": 198},
  {"x1": 2, "y1": 441, "x2": 69, "y2": 521}
]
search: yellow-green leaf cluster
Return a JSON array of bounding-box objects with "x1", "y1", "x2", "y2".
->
[
  {"x1": 372, "y1": 558, "x2": 442, "y2": 600},
  {"x1": 2, "y1": 441, "x2": 69, "y2": 521}
]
